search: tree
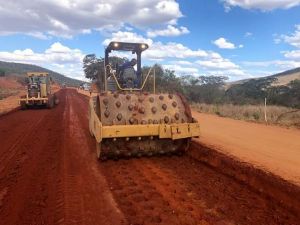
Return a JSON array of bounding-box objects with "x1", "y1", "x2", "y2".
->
[
  {"x1": 83, "y1": 54, "x2": 127, "y2": 91},
  {"x1": 0, "y1": 68, "x2": 5, "y2": 77},
  {"x1": 181, "y1": 75, "x2": 228, "y2": 104},
  {"x1": 225, "y1": 77, "x2": 277, "y2": 104},
  {"x1": 83, "y1": 54, "x2": 103, "y2": 80}
]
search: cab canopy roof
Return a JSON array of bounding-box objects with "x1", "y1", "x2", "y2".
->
[
  {"x1": 27, "y1": 72, "x2": 49, "y2": 77},
  {"x1": 106, "y1": 41, "x2": 149, "y2": 53}
]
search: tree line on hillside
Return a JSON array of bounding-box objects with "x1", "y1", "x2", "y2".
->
[
  {"x1": 0, "y1": 61, "x2": 82, "y2": 87},
  {"x1": 0, "y1": 68, "x2": 5, "y2": 77},
  {"x1": 83, "y1": 54, "x2": 300, "y2": 109}
]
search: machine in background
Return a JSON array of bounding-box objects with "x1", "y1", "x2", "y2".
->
[{"x1": 19, "y1": 72, "x2": 58, "y2": 109}]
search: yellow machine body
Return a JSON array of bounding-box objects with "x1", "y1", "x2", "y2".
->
[
  {"x1": 89, "y1": 92, "x2": 200, "y2": 160},
  {"x1": 88, "y1": 42, "x2": 200, "y2": 160},
  {"x1": 19, "y1": 72, "x2": 57, "y2": 109}
]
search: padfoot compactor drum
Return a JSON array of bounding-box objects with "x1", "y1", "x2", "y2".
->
[{"x1": 89, "y1": 42, "x2": 200, "y2": 160}]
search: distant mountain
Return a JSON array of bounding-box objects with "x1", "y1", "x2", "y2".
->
[
  {"x1": 0, "y1": 61, "x2": 83, "y2": 87},
  {"x1": 225, "y1": 68, "x2": 300, "y2": 108},
  {"x1": 269, "y1": 67, "x2": 300, "y2": 86},
  {"x1": 227, "y1": 67, "x2": 300, "y2": 89}
]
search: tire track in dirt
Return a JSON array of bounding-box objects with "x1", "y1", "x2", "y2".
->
[
  {"x1": 0, "y1": 89, "x2": 125, "y2": 225},
  {"x1": 60, "y1": 89, "x2": 126, "y2": 225},
  {"x1": 0, "y1": 89, "x2": 67, "y2": 225},
  {"x1": 0, "y1": 113, "x2": 47, "y2": 176},
  {"x1": 0, "y1": 109, "x2": 48, "y2": 174},
  {"x1": 101, "y1": 155, "x2": 299, "y2": 225},
  {"x1": 0, "y1": 88, "x2": 298, "y2": 225}
]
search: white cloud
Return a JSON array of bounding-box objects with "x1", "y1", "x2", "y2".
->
[
  {"x1": 281, "y1": 24, "x2": 300, "y2": 48},
  {"x1": 145, "y1": 42, "x2": 208, "y2": 59},
  {"x1": 103, "y1": 31, "x2": 207, "y2": 60},
  {"x1": 0, "y1": 0, "x2": 183, "y2": 38},
  {"x1": 275, "y1": 25, "x2": 300, "y2": 62},
  {"x1": 213, "y1": 37, "x2": 241, "y2": 49},
  {"x1": 0, "y1": 42, "x2": 85, "y2": 80},
  {"x1": 103, "y1": 31, "x2": 153, "y2": 46},
  {"x1": 163, "y1": 64, "x2": 199, "y2": 75},
  {"x1": 196, "y1": 52, "x2": 239, "y2": 70},
  {"x1": 147, "y1": 25, "x2": 189, "y2": 38},
  {"x1": 242, "y1": 60, "x2": 300, "y2": 71},
  {"x1": 284, "y1": 50, "x2": 300, "y2": 59},
  {"x1": 204, "y1": 69, "x2": 246, "y2": 77},
  {"x1": 172, "y1": 60, "x2": 193, "y2": 65},
  {"x1": 274, "y1": 38, "x2": 281, "y2": 44},
  {"x1": 222, "y1": 0, "x2": 300, "y2": 11},
  {"x1": 244, "y1": 32, "x2": 253, "y2": 37},
  {"x1": 103, "y1": 31, "x2": 245, "y2": 78}
]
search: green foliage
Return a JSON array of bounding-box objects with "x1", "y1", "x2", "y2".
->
[
  {"x1": 225, "y1": 77, "x2": 277, "y2": 104},
  {"x1": 83, "y1": 54, "x2": 103, "y2": 80},
  {"x1": 267, "y1": 79, "x2": 300, "y2": 108},
  {"x1": 181, "y1": 75, "x2": 228, "y2": 104},
  {"x1": 83, "y1": 55, "x2": 126, "y2": 91},
  {"x1": 82, "y1": 54, "x2": 300, "y2": 109},
  {"x1": 0, "y1": 68, "x2": 5, "y2": 77}
]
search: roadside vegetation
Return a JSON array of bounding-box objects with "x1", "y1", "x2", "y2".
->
[
  {"x1": 192, "y1": 103, "x2": 300, "y2": 128},
  {"x1": 83, "y1": 55, "x2": 300, "y2": 128}
]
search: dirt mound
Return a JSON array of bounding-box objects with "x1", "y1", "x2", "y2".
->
[
  {"x1": 193, "y1": 112, "x2": 300, "y2": 186},
  {"x1": 0, "y1": 77, "x2": 23, "y2": 89}
]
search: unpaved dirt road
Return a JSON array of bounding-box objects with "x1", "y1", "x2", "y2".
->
[
  {"x1": 193, "y1": 112, "x2": 300, "y2": 185},
  {"x1": 0, "y1": 89, "x2": 299, "y2": 225}
]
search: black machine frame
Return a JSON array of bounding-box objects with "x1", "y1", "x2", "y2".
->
[{"x1": 104, "y1": 42, "x2": 149, "y2": 90}]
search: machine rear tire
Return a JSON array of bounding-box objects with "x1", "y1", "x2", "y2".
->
[
  {"x1": 54, "y1": 94, "x2": 59, "y2": 105},
  {"x1": 47, "y1": 96, "x2": 54, "y2": 109},
  {"x1": 20, "y1": 102, "x2": 27, "y2": 110},
  {"x1": 96, "y1": 142, "x2": 101, "y2": 160}
]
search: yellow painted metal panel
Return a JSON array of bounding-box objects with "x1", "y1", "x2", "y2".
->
[
  {"x1": 88, "y1": 96, "x2": 201, "y2": 143},
  {"x1": 159, "y1": 124, "x2": 172, "y2": 139},
  {"x1": 27, "y1": 72, "x2": 48, "y2": 77},
  {"x1": 19, "y1": 97, "x2": 48, "y2": 102},
  {"x1": 100, "y1": 123, "x2": 200, "y2": 140},
  {"x1": 94, "y1": 114, "x2": 102, "y2": 143},
  {"x1": 40, "y1": 83, "x2": 47, "y2": 97},
  {"x1": 170, "y1": 123, "x2": 200, "y2": 140},
  {"x1": 190, "y1": 123, "x2": 201, "y2": 137},
  {"x1": 102, "y1": 124, "x2": 160, "y2": 138}
]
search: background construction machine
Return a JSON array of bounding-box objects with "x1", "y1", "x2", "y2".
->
[
  {"x1": 89, "y1": 42, "x2": 200, "y2": 160},
  {"x1": 19, "y1": 72, "x2": 58, "y2": 109}
]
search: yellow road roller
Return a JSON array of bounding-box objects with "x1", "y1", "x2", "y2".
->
[{"x1": 89, "y1": 42, "x2": 200, "y2": 160}]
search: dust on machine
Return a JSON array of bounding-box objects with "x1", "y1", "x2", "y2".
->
[{"x1": 89, "y1": 41, "x2": 201, "y2": 160}]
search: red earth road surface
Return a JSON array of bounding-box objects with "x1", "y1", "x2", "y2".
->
[{"x1": 0, "y1": 88, "x2": 299, "y2": 225}]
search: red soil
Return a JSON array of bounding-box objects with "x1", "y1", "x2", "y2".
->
[
  {"x1": 193, "y1": 112, "x2": 300, "y2": 186},
  {"x1": 0, "y1": 89, "x2": 298, "y2": 225}
]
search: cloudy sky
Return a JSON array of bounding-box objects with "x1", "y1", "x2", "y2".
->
[{"x1": 0, "y1": 0, "x2": 300, "y2": 81}]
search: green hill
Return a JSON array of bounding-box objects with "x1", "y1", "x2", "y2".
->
[
  {"x1": 0, "y1": 61, "x2": 83, "y2": 87},
  {"x1": 225, "y1": 68, "x2": 300, "y2": 108}
]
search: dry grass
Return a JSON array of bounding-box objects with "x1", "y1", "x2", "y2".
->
[
  {"x1": 272, "y1": 72, "x2": 300, "y2": 86},
  {"x1": 192, "y1": 103, "x2": 300, "y2": 128}
]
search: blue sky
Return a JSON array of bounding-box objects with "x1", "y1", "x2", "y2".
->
[{"x1": 0, "y1": 0, "x2": 300, "y2": 81}]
